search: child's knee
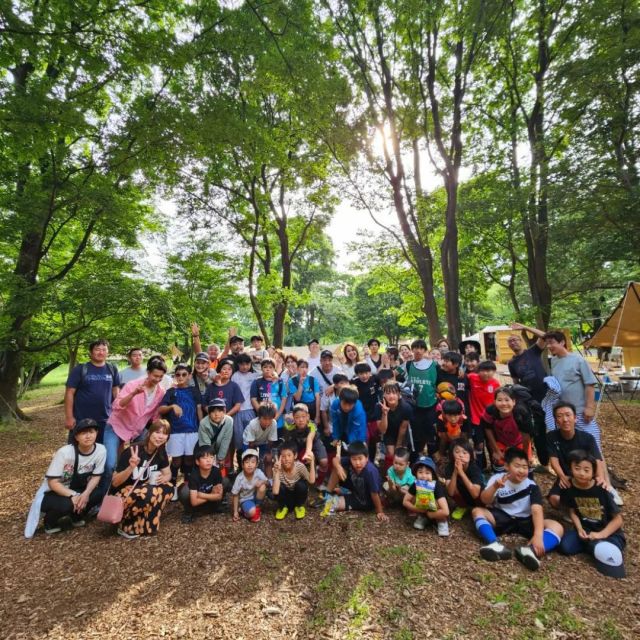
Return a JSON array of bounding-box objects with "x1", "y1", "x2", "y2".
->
[
  {"x1": 318, "y1": 458, "x2": 328, "y2": 471},
  {"x1": 544, "y1": 519, "x2": 564, "y2": 537},
  {"x1": 256, "y1": 484, "x2": 267, "y2": 498},
  {"x1": 471, "y1": 506, "x2": 485, "y2": 519},
  {"x1": 548, "y1": 494, "x2": 560, "y2": 509}
]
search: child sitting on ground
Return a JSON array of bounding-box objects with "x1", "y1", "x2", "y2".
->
[
  {"x1": 402, "y1": 455, "x2": 450, "y2": 536},
  {"x1": 231, "y1": 448, "x2": 268, "y2": 522},
  {"x1": 178, "y1": 445, "x2": 224, "y2": 524},
  {"x1": 444, "y1": 438, "x2": 484, "y2": 520},
  {"x1": 559, "y1": 450, "x2": 626, "y2": 578},
  {"x1": 480, "y1": 386, "x2": 534, "y2": 473},
  {"x1": 321, "y1": 441, "x2": 388, "y2": 521},
  {"x1": 471, "y1": 447, "x2": 563, "y2": 570},
  {"x1": 283, "y1": 403, "x2": 329, "y2": 478},
  {"x1": 242, "y1": 404, "x2": 278, "y2": 478},
  {"x1": 383, "y1": 447, "x2": 415, "y2": 505},
  {"x1": 272, "y1": 442, "x2": 316, "y2": 520}
]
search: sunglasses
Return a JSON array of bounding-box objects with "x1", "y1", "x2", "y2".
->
[{"x1": 174, "y1": 372, "x2": 189, "y2": 378}]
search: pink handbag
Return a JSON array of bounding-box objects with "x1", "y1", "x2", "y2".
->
[{"x1": 97, "y1": 451, "x2": 157, "y2": 524}]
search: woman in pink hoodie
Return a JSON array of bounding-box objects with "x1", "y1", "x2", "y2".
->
[{"x1": 102, "y1": 356, "x2": 169, "y2": 491}]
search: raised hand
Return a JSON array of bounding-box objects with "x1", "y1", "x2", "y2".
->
[
  {"x1": 379, "y1": 399, "x2": 390, "y2": 416},
  {"x1": 128, "y1": 445, "x2": 141, "y2": 469}
]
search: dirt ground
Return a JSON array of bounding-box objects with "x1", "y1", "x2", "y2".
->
[{"x1": 1, "y1": 393, "x2": 639, "y2": 640}]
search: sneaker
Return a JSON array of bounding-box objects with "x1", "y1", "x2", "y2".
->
[
  {"x1": 44, "y1": 526, "x2": 62, "y2": 535},
  {"x1": 117, "y1": 528, "x2": 140, "y2": 540},
  {"x1": 275, "y1": 506, "x2": 289, "y2": 521},
  {"x1": 87, "y1": 505, "x2": 100, "y2": 518},
  {"x1": 316, "y1": 483, "x2": 328, "y2": 493},
  {"x1": 71, "y1": 519, "x2": 86, "y2": 528},
  {"x1": 413, "y1": 515, "x2": 427, "y2": 530},
  {"x1": 515, "y1": 545, "x2": 540, "y2": 571},
  {"x1": 320, "y1": 495, "x2": 337, "y2": 518},
  {"x1": 171, "y1": 486, "x2": 179, "y2": 502},
  {"x1": 294, "y1": 506, "x2": 306, "y2": 520},
  {"x1": 250, "y1": 507, "x2": 262, "y2": 523},
  {"x1": 451, "y1": 507, "x2": 467, "y2": 521},
  {"x1": 181, "y1": 513, "x2": 193, "y2": 525},
  {"x1": 610, "y1": 487, "x2": 624, "y2": 506},
  {"x1": 479, "y1": 541, "x2": 512, "y2": 562},
  {"x1": 437, "y1": 520, "x2": 450, "y2": 537}
]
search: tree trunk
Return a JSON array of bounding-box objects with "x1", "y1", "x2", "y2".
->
[{"x1": 440, "y1": 176, "x2": 462, "y2": 347}]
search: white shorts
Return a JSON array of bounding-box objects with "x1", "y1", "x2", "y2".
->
[{"x1": 166, "y1": 432, "x2": 199, "y2": 457}]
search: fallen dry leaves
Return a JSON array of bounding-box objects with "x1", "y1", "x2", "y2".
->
[{"x1": 1, "y1": 395, "x2": 638, "y2": 639}]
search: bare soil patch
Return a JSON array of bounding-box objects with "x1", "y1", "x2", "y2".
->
[{"x1": 1, "y1": 395, "x2": 639, "y2": 639}]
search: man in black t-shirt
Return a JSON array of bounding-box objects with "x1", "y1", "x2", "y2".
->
[
  {"x1": 547, "y1": 402, "x2": 604, "y2": 508},
  {"x1": 507, "y1": 322, "x2": 549, "y2": 466},
  {"x1": 178, "y1": 445, "x2": 224, "y2": 523}
]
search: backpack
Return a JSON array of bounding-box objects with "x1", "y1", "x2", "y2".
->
[
  {"x1": 400, "y1": 361, "x2": 418, "y2": 407},
  {"x1": 508, "y1": 384, "x2": 544, "y2": 436},
  {"x1": 80, "y1": 362, "x2": 118, "y2": 387}
]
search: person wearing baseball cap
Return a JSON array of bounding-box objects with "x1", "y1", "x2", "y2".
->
[
  {"x1": 39, "y1": 418, "x2": 106, "y2": 534},
  {"x1": 403, "y1": 455, "x2": 450, "y2": 536},
  {"x1": 192, "y1": 351, "x2": 213, "y2": 395},
  {"x1": 197, "y1": 399, "x2": 233, "y2": 470},
  {"x1": 231, "y1": 448, "x2": 268, "y2": 523}
]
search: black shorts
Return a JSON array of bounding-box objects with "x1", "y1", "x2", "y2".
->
[
  {"x1": 344, "y1": 494, "x2": 373, "y2": 512},
  {"x1": 489, "y1": 508, "x2": 534, "y2": 539}
]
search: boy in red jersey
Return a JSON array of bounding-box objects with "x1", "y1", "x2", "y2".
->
[{"x1": 467, "y1": 361, "x2": 500, "y2": 469}]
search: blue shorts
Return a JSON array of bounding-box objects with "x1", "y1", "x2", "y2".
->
[{"x1": 240, "y1": 500, "x2": 258, "y2": 515}]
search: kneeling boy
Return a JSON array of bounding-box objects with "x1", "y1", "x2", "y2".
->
[
  {"x1": 321, "y1": 441, "x2": 388, "y2": 521},
  {"x1": 472, "y1": 447, "x2": 563, "y2": 570},
  {"x1": 179, "y1": 445, "x2": 224, "y2": 524}
]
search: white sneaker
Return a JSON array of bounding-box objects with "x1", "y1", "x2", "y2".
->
[
  {"x1": 479, "y1": 541, "x2": 512, "y2": 561},
  {"x1": 515, "y1": 545, "x2": 540, "y2": 571},
  {"x1": 171, "y1": 485, "x2": 179, "y2": 502},
  {"x1": 437, "y1": 520, "x2": 450, "y2": 537},
  {"x1": 117, "y1": 528, "x2": 140, "y2": 540},
  {"x1": 610, "y1": 487, "x2": 624, "y2": 506},
  {"x1": 413, "y1": 515, "x2": 427, "y2": 530}
]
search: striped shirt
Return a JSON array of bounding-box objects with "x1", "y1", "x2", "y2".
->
[
  {"x1": 278, "y1": 461, "x2": 310, "y2": 489},
  {"x1": 486, "y1": 474, "x2": 542, "y2": 519}
]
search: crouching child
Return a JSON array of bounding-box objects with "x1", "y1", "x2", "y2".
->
[
  {"x1": 472, "y1": 447, "x2": 563, "y2": 570},
  {"x1": 178, "y1": 445, "x2": 224, "y2": 524},
  {"x1": 383, "y1": 447, "x2": 414, "y2": 505},
  {"x1": 231, "y1": 448, "x2": 268, "y2": 523},
  {"x1": 272, "y1": 442, "x2": 316, "y2": 521},
  {"x1": 321, "y1": 441, "x2": 388, "y2": 522},
  {"x1": 402, "y1": 455, "x2": 450, "y2": 536}
]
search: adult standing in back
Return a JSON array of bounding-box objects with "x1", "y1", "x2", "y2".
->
[
  {"x1": 119, "y1": 347, "x2": 146, "y2": 386},
  {"x1": 64, "y1": 339, "x2": 120, "y2": 444},
  {"x1": 506, "y1": 322, "x2": 549, "y2": 468}
]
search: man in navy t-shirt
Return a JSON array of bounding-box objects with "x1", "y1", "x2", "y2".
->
[{"x1": 64, "y1": 339, "x2": 120, "y2": 443}]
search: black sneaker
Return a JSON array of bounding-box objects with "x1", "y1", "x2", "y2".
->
[
  {"x1": 479, "y1": 541, "x2": 512, "y2": 561},
  {"x1": 515, "y1": 546, "x2": 540, "y2": 571},
  {"x1": 181, "y1": 513, "x2": 193, "y2": 525}
]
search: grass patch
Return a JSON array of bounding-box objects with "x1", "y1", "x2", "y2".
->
[
  {"x1": 310, "y1": 563, "x2": 347, "y2": 628},
  {"x1": 601, "y1": 618, "x2": 624, "y2": 640},
  {"x1": 0, "y1": 421, "x2": 44, "y2": 442},
  {"x1": 482, "y1": 577, "x2": 586, "y2": 638},
  {"x1": 345, "y1": 572, "x2": 384, "y2": 639}
]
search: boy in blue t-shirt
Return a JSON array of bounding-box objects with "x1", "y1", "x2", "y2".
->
[
  {"x1": 250, "y1": 358, "x2": 287, "y2": 429},
  {"x1": 160, "y1": 364, "x2": 203, "y2": 492},
  {"x1": 320, "y1": 441, "x2": 388, "y2": 521},
  {"x1": 288, "y1": 359, "x2": 320, "y2": 421}
]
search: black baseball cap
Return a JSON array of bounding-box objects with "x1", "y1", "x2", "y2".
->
[
  {"x1": 320, "y1": 349, "x2": 333, "y2": 359},
  {"x1": 229, "y1": 335, "x2": 244, "y2": 344},
  {"x1": 207, "y1": 399, "x2": 227, "y2": 412},
  {"x1": 73, "y1": 418, "x2": 99, "y2": 436}
]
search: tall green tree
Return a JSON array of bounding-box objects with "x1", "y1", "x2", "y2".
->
[{"x1": 0, "y1": 1, "x2": 179, "y2": 418}]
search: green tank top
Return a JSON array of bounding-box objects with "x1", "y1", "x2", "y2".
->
[{"x1": 406, "y1": 360, "x2": 437, "y2": 408}]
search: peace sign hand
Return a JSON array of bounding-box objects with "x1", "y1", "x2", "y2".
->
[
  {"x1": 128, "y1": 445, "x2": 141, "y2": 469},
  {"x1": 379, "y1": 399, "x2": 390, "y2": 416}
]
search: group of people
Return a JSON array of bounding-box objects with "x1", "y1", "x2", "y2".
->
[{"x1": 27, "y1": 323, "x2": 626, "y2": 579}]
